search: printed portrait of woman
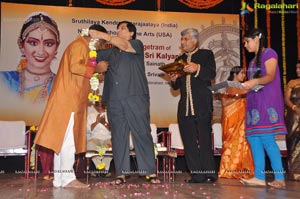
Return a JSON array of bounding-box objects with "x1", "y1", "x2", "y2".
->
[
  {"x1": 0, "y1": 12, "x2": 60, "y2": 103},
  {"x1": 0, "y1": 12, "x2": 60, "y2": 125}
]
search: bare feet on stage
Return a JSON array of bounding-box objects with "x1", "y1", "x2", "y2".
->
[
  {"x1": 63, "y1": 180, "x2": 90, "y2": 189},
  {"x1": 240, "y1": 177, "x2": 266, "y2": 186},
  {"x1": 268, "y1": 180, "x2": 286, "y2": 189},
  {"x1": 43, "y1": 175, "x2": 54, "y2": 180}
]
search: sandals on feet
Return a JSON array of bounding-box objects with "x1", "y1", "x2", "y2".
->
[
  {"x1": 110, "y1": 176, "x2": 126, "y2": 186},
  {"x1": 146, "y1": 175, "x2": 161, "y2": 184},
  {"x1": 267, "y1": 180, "x2": 286, "y2": 189}
]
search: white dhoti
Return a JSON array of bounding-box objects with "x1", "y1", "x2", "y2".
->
[{"x1": 53, "y1": 112, "x2": 76, "y2": 187}]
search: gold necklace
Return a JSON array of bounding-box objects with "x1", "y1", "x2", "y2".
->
[
  {"x1": 19, "y1": 70, "x2": 54, "y2": 102},
  {"x1": 24, "y1": 67, "x2": 52, "y2": 81}
]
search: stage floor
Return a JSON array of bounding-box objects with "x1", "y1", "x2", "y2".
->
[{"x1": 0, "y1": 172, "x2": 299, "y2": 199}]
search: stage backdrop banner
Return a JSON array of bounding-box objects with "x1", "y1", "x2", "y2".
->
[{"x1": 0, "y1": 2, "x2": 240, "y2": 127}]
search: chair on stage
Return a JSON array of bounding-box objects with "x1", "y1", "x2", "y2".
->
[
  {"x1": 168, "y1": 123, "x2": 185, "y2": 155},
  {"x1": 85, "y1": 123, "x2": 167, "y2": 181},
  {"x1": 155, "y1": 123, "x2": 183, "y2": 182},
  {"x1": 275, "y1": 135, "x2": 288, "y2": 157},
  {"x1": 211, "y1": 123, "x2": 287, "y2": 157},
  {"x1": 165, "y1": 123, "x2": 222, "y2": 180},
  {"x1": 212, "y1": 123, "x2": 223, "y2": 155},
  {"x1": 168, "y1": 123, "x2": 224, "y2": 156},
  {"x1": 0, "y1": 121, "x2": 33, "y2": 179}
]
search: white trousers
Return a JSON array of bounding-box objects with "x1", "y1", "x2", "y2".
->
[{"x1": 53, "y1": 112, "x2": 76, "y2": 187}]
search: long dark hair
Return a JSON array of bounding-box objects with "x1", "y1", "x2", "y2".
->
[
  {"x1": 228, "y1": 66, "x2": 243, "y2": 81},
  {"x1": 244, "y1": 28, "x2": 266, "y2": 78}
]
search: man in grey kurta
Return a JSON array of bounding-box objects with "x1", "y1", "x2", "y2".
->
[{"x1": 91, "y1": 21, "x2": 160, "y2": 184}]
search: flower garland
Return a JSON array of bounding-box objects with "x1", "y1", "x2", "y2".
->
[
  {"x1": 95, "y1": 145, "x2": 108, "y2": 170},
  {"x1": 80, "y1": 28, "x2": 102, "y2": 103},
  {"x1": 30, "y1": 144, "x2": 36, "y2": 170},
  {"x1": 88, "y1": 73, "x2": 101, "y2": 103},
  {"x1": 281, "y1": 0, "x2": 287, "y2": 90},
  {"x1": 29, "y1": 125, "x2": 37, "y2": 170},
  {"x1": 154, "y1": 143, "x2": 158, "y2": 159},
  {"x1": 94, "y1": 143, "x2": 158, "y2": 173}
]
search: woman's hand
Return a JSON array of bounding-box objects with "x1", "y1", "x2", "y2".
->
[
  {"x1": 241, "y1": 79, "x2": 259, "y2": 90},
  {"x1": 89, "y1": 30, "x2": 107, "y2": 40}
]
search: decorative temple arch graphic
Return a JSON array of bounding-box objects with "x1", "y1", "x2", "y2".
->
[{"x1": 199, "y1": 17, "x2": 240, "y2": 83}]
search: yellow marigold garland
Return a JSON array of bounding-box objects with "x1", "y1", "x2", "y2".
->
[
  {"x1": 80, "y1": 28, "x2": 102, "y2": 103},
  {"x1": 97, "y1": 163, "x2": 106, "y2": 170},
  {"x1": 281, "y1": 0, "x2": 286, "y2": 90},
  {"x1": 29, "y1": 125, "x2": 37, "y2": 170},
  {"x1": 88, "y1": 73, "x2": 101, "y2": 103},
  {"x1": 95, "y1": 145, "x2": 108, "y2": 170}
]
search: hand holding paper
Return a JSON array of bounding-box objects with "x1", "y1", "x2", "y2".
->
[
  {"x1": 159, "y1": 59, "x2": 187, "y2": 77},
  {"x1": 208, "y1": 80, "x2": 264, "y2": 93}
]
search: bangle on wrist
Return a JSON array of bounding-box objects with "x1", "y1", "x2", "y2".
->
[{"x1": 292, "y1": 105, "x2": 297, "y2": 111}]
